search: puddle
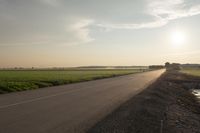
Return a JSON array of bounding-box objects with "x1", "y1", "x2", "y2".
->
[
  {"x1": 192, "y1": 89, "x2": 200, "y2": 100},
  {"x1": 182, "y1": 83, "x2": 200, "y2": 100}
]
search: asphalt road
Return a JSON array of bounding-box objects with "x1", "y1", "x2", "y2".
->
[{"x1": 0, "y1": 69, "x2": 165, "y2": 133}]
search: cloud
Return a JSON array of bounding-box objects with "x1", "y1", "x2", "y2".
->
[
  {"x1": 96, "y1": 0, "x2": 200, "y2": 30},
  {"x1": 0, "y1": 0, "x2": 96, "y2": 46},
  {"x1": 1, "y1": 0, "x2": 200, "y2": 47},
  {"x1": 96, "y1": 19, "x2": 168, "y2": 29},
  {"x1": 0, "y1": 18, "x2": 94, "y2": 46},
  {"x1": 148, "y1": 0, "x2": 200, "y2": 20},
  {"x1": 68, "y1": 19, "x2": 94, "y2": 45},
  {"x1": 148, "y1": 0, "x2": 184, "y2": 19},
  {"x1": 40, "y1": 0, "x2": 60, "y2": 6}
]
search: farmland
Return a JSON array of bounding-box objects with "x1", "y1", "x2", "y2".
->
[
  {"x1": 180, "y1": 67, "x2": 200, "y2": 77},
  {"x1": 0, "y1": 69, "x2": 145, "y2": 94}
]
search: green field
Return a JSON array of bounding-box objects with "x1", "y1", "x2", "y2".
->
[
  {"x1": 180, "y1": 68, "x2": 200, "y2": 77},
  {"x1": 0, "y1": 69, "x2": 144, "y2": 94}
]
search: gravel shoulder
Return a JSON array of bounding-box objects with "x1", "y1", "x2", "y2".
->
[{"x1": 87, "y1": 71, "x2": 200, "y2": 133}]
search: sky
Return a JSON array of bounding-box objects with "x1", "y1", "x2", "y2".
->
[{"x1": 0, "y1": 0, "x2": 200, "y2": 67}]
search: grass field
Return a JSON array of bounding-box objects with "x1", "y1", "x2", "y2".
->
[
  {"x1": 180, "y1": 68, "x2": 200, "y2": 77},
  {"x1": 0, "y1": 69, "x2": 145, "y2": 94}
]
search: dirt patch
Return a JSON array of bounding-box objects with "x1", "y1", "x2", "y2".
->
[{"x1": 87, "y1": 71, "x2": 200, "y2": 133}]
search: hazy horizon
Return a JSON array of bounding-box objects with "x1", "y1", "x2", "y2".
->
[{"x1": 1, "y1": 0, "x2": 200, "y2": 67}]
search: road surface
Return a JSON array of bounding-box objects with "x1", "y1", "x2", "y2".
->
[{"x1": 0, "y1": 69, "x2": 164, "y2": 133}]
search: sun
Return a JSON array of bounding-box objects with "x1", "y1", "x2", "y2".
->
[{"x1": 170, "y1": 30, "x2": 186, "y2": 47}]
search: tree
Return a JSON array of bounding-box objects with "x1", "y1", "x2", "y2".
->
[{"x1": 165, "y1": 62, "x2": 170, "y2": 68}]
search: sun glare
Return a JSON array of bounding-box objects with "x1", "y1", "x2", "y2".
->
[{"x1": 170, "y1": 30, "x2": 186, "y2": 47}]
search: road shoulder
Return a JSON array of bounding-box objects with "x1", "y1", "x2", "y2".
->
[{"x1": 87, "y1": 71, "x2": 200, "y2": 133}]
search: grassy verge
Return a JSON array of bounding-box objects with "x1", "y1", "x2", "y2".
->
[
  {"x1": 180, "y1": 68, "x2": 200, "y2": 77},
  {"x1": 0, "y1": 69, "x2": 144, "y2": 94}
]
